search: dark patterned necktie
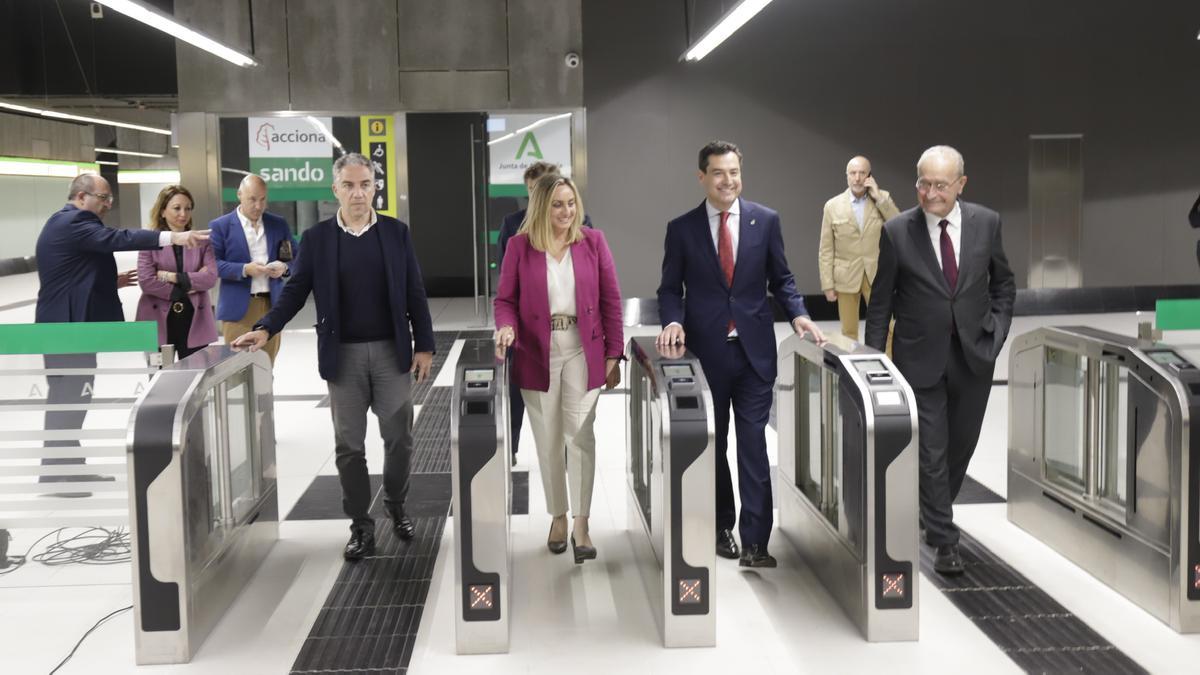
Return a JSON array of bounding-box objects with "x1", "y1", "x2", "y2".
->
[{"x1": 939, "y1": 219, "x2": 958, "y2": 292}]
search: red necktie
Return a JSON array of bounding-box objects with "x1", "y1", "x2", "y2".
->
[
  {"x1": 718, "y1": 211, "x2": 735, "y2": 332},
  {"x1": 939, "y1": 219, "x2": 958, "y2": 292}
]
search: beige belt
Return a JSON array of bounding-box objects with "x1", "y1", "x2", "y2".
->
[{"x1": 550, "y1": 314, "x2": 577, "y2": 331}]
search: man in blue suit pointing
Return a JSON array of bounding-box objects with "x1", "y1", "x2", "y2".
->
[
  {"x1": 209, "y1": 174, "x2": 298, "y2": 363},
  {"x1": 657, "y1": 140, "x2": 825, "y2": 567}
]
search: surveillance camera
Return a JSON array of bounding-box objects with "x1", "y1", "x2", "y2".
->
[
  {"x1": 564, "y1": 52, "x2": 581, "y2": 69},
  {"x1": 89, "y1": 2, "x2": 103, "y2": 19}
]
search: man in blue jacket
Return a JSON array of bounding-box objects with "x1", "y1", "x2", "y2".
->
[
  {"x1": 209, "y1": 174, "x2": 297, "y2": 364},
  {"x1": 233, "y1": 153, "x2": 435, "y2": 561},
  {"x1": 657, "y1": 141, "x2": 825, "y2": 567},
  {"x1": 35, "y1": 173, "x2": 208, "y2": 491}
]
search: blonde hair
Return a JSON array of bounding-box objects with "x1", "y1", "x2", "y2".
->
[
  {"x1": 147, "y1": 184, "x2": 195, "y2": 232},
  {"x1": 519, "y1": 174, "x2": 585, "y2": 252}
]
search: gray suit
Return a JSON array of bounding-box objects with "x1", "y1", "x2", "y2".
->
[{"x1": 864, "y1": 201, "x2": 1016, "y2": 545}]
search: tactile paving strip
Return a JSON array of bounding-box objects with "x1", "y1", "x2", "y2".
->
[
  {"x1": 922, "y1": 530, "x2": 1147, "y2": 674},
  {"x1": 290, "y1": 330, "x2": 481, "y2": 674}
]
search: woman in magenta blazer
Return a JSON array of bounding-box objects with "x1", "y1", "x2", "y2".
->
[
  {"x1": 135, "y1": 185, "x2": 218, "y2": 360},
  {"x1": 494, "y1": 174, "x2": 623, "y2": 564}
]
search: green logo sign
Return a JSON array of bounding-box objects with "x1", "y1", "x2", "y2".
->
[{"x1": 515, "y1": 132, "x2": 543, "y2": 160}]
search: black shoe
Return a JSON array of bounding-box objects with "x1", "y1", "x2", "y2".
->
[
  {"x1": 716, "y1": 528, "x2": 739, "y2": 559},
  {"x1": 547, "y1": 520, "x2": 568, "y2": 554},
  {"x1": 933, "y1": 544, "x2": 964, "y2": 575},
  {"x1": 387, "y1": 507, "x2": 415, "y2": 540},
  {"x1": 739, "y1": 544, "x2": 777, "y2": 568},
  {"x1": 344, "y1": 529, "x2": 376, "y2": 561},
  {"x1": 571, "y1": 535, "x2": 597, "y2": 564}
]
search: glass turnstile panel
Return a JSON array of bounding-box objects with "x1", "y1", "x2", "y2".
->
[
  {"x1": 225, "y1": 373, "x2": 259, "y2": 523},
  {"x1": 792, "y1": 356, "x2": 845, "y2": 531},
  {"x1": 202, "y1": 389, "x2": 223, "y2": 534},
  {"x1": 630, "y1": 368, "x2": 654, "y2": 530},
  {"x1": 1044, "y1": 347, "x2": 1087, "y2": 490},
  {"x1": 796, "y1": 358, "x2": 822, "y2": 505},
  {"x1": 1098, "y1": 362, "x2": 1129, "y2": 508}
]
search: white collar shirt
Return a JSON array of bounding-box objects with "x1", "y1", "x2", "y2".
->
[
  {"x1": 336, "y1": 208, "x2": 378, "y2": 237},
  {"x1": 925, "y1": 200, "x2": 963, "y2": 269},
  {"x1": 237, "y1": 206, "x2": 270, "y2": 293},
  {"x1": 704, "y1": 199, "x2": 740, "y2": 264}
]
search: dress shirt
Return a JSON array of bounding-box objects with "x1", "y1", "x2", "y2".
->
[
  {"x1": 705, "y1": 199, "x2": 740, "y2": 264},
  {"x1": 925, "y1": 200, "x2": 962, "y2": 268},
  {"x1": 336, "y1": 208, "x2": 378, "y2": 237},
  {"x1": 236, "y1": 206, "x2": 270, "y2": 294},
  {"x1": 156, "y1": 231, "x2": 172, "y2": 246},
  {"x1": 546, "y1": 249, "x2": 577, "y2": 316},
  {"x1": 850, "y1": 193, "x2": 869, "y2": 229}
]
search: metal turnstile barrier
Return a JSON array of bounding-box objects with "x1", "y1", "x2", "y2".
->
[
  {"x1": 451, "y1": 338, "x2": 511, "y2": 654},
  {"x1": 775, "y1": 333, "x2": 919, "y2": 641},
  {"x1": 626, "y1": 336, "x2": 716, "y2": 648},
  {"x1": 128, "y1": 345, "x2": 279, "y2": 664},
  {"x1": 1008, "y1": 326, "x2": 1200, "y2": 632}
]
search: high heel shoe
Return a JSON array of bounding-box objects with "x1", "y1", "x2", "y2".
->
[
  {"x1": 571, "y1": 535, "x2": 597, "y2": 564},
  {"x1": 547, "y1": 521, "x2": 567, "y2": 554}
]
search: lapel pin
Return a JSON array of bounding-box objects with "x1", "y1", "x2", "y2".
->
[{"x1": 750, "y1": 219, "x2": 756, "y2": 226}]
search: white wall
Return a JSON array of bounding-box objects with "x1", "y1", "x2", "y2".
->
[{"x1": 0, "y1": 175, "x2": 75, "y2": 260}]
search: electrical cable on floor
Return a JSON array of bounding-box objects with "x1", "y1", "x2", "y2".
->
[
  {"x1": 0, "y1": 527, "x2": 131, "y2": 575},
  {"x1": 47, "y1": 605, "x2": 133, "y2": 675}
]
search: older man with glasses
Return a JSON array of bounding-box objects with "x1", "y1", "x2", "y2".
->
[
  {"x1": 863, "y1": 146, "x2": 1015, "y2": 575},
  {"x1": 34, "y1": 172, "x2": 209, "y2": 495}
]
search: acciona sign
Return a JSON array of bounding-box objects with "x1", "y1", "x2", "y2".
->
[{"x1": 248, "y1": 117, "x2": 335, "y2": 198}]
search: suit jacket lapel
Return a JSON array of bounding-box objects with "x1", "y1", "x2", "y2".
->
[
  {"x1": 229, "y1": 211, "x2": 252, "y2": 261},
  {"x1": 956, "y1": 202, "x2": 977, "y2": 295},
  {"x1": 908, "y1": 210, "x2": 950, "y2": 296},
  {"x1": 693, "y1": 201, "x2": 727, "y2": 289},
  {"x1": 374, "y1": 219, "x2": 399, "y2": 304}
]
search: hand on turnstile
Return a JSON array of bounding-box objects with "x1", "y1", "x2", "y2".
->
[
  {"x1": 605, "y1": 358, "x2": 621, "y2": 389},
  {"x1": 656, "y1": 323, "x2": 685, "y2": 347},
  {"x1": 231, "y1": 329, "x2": 268, "y2": 351},
  {"x1": 792, "y1": 315, "x2": 827, "y2": 345},
  {"x1": 494, "y1": 326, "x2": 515, "y2": 359},
  {"x1": 655, "y1": 342, "x2": 687, "y2": 360}
]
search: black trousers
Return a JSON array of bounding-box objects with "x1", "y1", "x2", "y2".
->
[
  {"x1": 509, "y1": 373, "x2": 524, "y2": 455},
  {"x1": 40, "y1": 353, "x2": 97, "y2": 481},
  {"x1": 911, "y1": 335, "x2": 994, "y2": 546}
]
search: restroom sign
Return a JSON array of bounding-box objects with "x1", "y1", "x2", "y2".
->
[{"x1": 360, "y1": 116, "x2": 396, "y2": 218}]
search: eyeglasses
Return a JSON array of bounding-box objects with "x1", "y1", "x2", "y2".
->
[
  {"x1": 84, "y1": 191, "x2": 114, "y2": 203},
  {"x1": 915, "y1": 178, "x2": 959, "y2": 194}
]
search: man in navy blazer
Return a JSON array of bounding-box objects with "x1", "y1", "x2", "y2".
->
[
  {"x1": 657, "y1": 141, "x2": 825, "y2": 567},
  {"x1": 209, "y1": 175, "x2": 297, "y2": 363},
  {"x1": 233, "y1": 153, "x2": 435, "y2": 561},
  {"x1": 35, "y1": 173, "x2": 208, "y2": 491}
]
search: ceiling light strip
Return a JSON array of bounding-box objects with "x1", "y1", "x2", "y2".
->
[
  {"x1": 682, "y1": 0, "x2": 774, "y2": 62},
  {"x1": 94, "y1": 0, "x2": 258, "y2": 67}
]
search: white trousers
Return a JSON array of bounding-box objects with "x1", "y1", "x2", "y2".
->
[{"x1": 521, "y1": 327, "x2": 600, "y2": 517}]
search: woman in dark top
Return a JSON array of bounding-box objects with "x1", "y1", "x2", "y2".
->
[{"x1": 135, "y1": 185, "x2": 218, "y2": 360}]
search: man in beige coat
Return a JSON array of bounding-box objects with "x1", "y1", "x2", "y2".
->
[{"x1": 819, "y1": 155, "x2": 900, "y2": 341}]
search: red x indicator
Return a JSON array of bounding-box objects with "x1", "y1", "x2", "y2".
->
[
  {"x1": 678, "y1": 579, "x2": 702, "y2": 604},
  {"x1": 469, "y1": 584, "x2": 494, "y2": 610}
]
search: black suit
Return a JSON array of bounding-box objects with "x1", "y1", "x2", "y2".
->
[
  {"x1": 1189, "y1": 193, "x2": 1200, "y2": 268},
  {"x1": 864, "y1": 201, "x2": 1015, "y2": 546}
]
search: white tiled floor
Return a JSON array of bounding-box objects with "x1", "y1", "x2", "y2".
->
[{"x1": 4, "y1": 281, "x2": 1200, "y2": 672}]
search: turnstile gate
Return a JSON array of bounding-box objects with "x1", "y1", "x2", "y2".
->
[
  {"x1": 775, "y1": 333, "x2": 920, "y2": 641},
  {"x1": 1008, "y1": 326, "x2": 1200, "y2": 632},
  {"x1": 626, "y1": 336, "x2": 716, "y2": 648},
  {"x1": 451, "y1": 338, "x2": 511, "y2": 654},
  {"x1": 128, "y1": 346, "x2": 279, "y2": 664}
]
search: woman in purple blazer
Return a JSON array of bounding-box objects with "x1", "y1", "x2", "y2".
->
[
  {"x1": 494, "y1": 174, "x2": 623, "y2": 564},
  {"x1": 135, "y1": 185, "x2": 218, "y2": 359}
]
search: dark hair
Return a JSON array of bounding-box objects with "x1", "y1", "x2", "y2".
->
[
  {"x1": 148, "y1": 185, "x2": 195, "y2": 232},
  {"x1": 523, "y1": 161, "x2": 559, "y2": 184},
  {"x1": 698, "y1": 140, "x2": 743, "y2": 172}
]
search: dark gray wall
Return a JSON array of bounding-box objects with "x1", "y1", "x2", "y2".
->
[
  {"x1": 584, "y1": 0, "x2": 1200, "y2": 298},
  {"x1": 175, "y1": 0, "x2": 582, "y2": 112}
]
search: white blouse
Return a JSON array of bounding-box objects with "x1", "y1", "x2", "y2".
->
[{"x1": 546, "y1": 249, "x2": 576, "y2": 315}]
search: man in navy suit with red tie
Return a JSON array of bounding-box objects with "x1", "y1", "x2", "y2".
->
[{"x1": 657, "y1": 140, "x2": 825, "y2": 567}]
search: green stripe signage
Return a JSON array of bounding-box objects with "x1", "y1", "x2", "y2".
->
[{"x1": 0, "y1": 321, "x2": 159, "y2": 355}]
